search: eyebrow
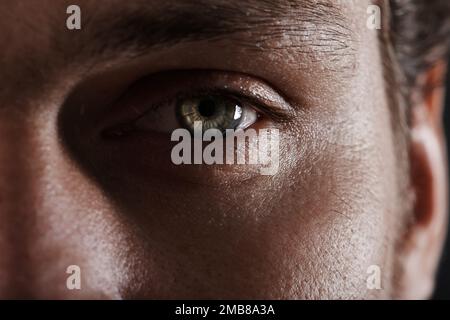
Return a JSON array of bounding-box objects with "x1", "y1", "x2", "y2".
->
[{"x1": 62, "y1": 0, "x2": 355, "y2": 65}]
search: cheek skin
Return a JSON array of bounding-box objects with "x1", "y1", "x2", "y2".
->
[{"x1": 267, "y1": 16, "x2": 400, "y2": 299}]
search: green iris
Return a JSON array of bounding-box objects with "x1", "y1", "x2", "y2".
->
[{"x1": 176, "y1": 95, "x2": 243, "y2": 133}]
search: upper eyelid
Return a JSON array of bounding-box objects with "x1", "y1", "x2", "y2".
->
[
  {"x1": 217, "y1": 88, "x2": 294, "y2": 123},
  {"x1": 138, "y1": 86, "x2": 294, "y2": 123},
  {"x1": 193, "y1": 88, "x2": 294, "y2": 123},
  {"x1": 132, "y1": 73, "x2": 297, "y2": 124}
]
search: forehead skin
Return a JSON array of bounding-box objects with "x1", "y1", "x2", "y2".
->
[{"x1": 0, "y1": 0, "x2": 401, "y2": 298}]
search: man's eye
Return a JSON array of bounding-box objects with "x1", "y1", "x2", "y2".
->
[
  {"x1": 178, "y1": 95, "x2": 248, "y2": 133},
  {"x1": 134, "y1": 93, "x2": 258, "y2": 134},
  {"x1": 101, "y1": 71, "x2": 294, "y2": 139},
  {"x1": 177, "y1": 95, "x2": 257, "y2": 133}
]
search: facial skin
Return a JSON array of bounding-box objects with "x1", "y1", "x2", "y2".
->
[{"x1": 0, "y1": 0, "x2": 447, "y2": 299}]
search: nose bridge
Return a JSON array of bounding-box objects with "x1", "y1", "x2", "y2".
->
[
  {"x1": 0, "y1": 106, "x2": 123, "y2": 299},
  {"x1": 0, "y1": 108, "x2": 59, "y2": 296},
  {"x1": 0, "y1": 110, "x2": 42, "y2": 204}
]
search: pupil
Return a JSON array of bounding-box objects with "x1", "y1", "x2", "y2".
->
[{"x1": 197, "y1": 99, "x2": 217, "y2": 118}]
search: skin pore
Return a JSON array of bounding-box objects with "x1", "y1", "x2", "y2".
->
[{"x1": 0, "y1": 0, "x2": 447, "y2": 299}]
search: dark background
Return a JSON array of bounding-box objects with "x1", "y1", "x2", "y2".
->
[{"x1": 432, "y1": 72, "x2": 450, "y2": 299}]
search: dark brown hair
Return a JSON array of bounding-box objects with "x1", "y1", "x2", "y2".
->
[{"x1": 390, "y1": 0, "x2": 450, "y2": 89}]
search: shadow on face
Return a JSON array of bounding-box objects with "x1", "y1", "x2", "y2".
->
[{"x1": 0, "y1": 0, "x2": 447, "y2": 299}]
